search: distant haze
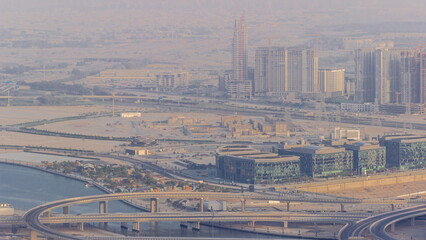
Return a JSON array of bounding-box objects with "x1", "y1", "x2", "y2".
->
[{"x1": 1, "y1": 0, "x2": 426, "y2": 30}]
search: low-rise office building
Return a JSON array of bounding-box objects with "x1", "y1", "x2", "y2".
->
[
  {"x1": 279, "y1": 145, "x2": 353, "y2": 178},
  {"x1": 344, "y1": 142, "x2": 386, "y2": 174},
  {"x1": 216, "y1": 146, "x2": 300, "y2": 184},
  {"x1": 120, "y1": 112, "x2": 142, "y2": 118},
  {"x1": 0, "y1": 204, "x2": 14, "y2": 216},
  {"x1": 380, "y1": 135, "x2": 426, "y2": 169}
]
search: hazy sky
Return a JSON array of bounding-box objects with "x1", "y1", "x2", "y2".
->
[{"x1": 1, "y1": 0, "x2": 426, "y2": 30}]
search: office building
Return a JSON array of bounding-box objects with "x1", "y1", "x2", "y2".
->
[
  {"x1": 254, "y1": 47, "x2": 287, "y2": 95},
  {"x1": 279, "y1": 145, "x2": 353, "y2": 178},
  {"x1": 399, "y1": 50, "x2": 426, "y2": 104},
  {"x1": 344, "y1": 142, "x2": 386, "y2": 174},
  {"x1": 225, "y1": 80, "x2": 253, "y2": 98},
  {"x1": 332, "y1": 127, "x2": 361, "y2": 141},
  {"x1": 288, "y1": 49, "x2": 319, "y2": 93},
  {"x1": 319, "y1": 69, "x2": 345, "y2": 96},
  {"x1": 94, "y1": 69, "x2": 190, "y2": 89},
  {"x1": 227, "y1": 15, "x2": 252, "y2": 98},
  {"x1": 355, "y1": 49, "x2": 377, "y2": 103},
  {"x1": 380, "y1": 135, "x2": 426, "y2": 170},
  {"x1": 216, "y1": 146, "x2": 300, "y2": 184},
  {"x1": 340, "y1": 103, "x2": 379, "y2": 113},
  {"x1": 355, "y1": 48, "x2": 426, "y2": 106},
  {"x1": 155, "y1": 72, "x2": 189, "y2": 89}
]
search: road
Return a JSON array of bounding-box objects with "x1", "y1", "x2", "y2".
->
[
  {"x1": 42, "y1": 211, "x2": 367, "y2": 224},
  {"x1": 23, "y1": 191, "x2": 426, "y2": 240},
  {"x1": 0, "y1": 216, "x2": 23, "y2": 224},
  {"x1": 22, "y1": 191, "x2": 373, "y2": 240},
  {"x1": 3, "y1": 93, "x2": 426, "y2": 131},
  {"x1": 369, "y1": 205, "x2": 426, "y2": 240},
  {"x1": 338, "y1": 204, "x2": 426, "y2": 240}
]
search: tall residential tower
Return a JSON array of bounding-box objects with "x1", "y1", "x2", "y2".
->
[
  {"x1": 288, "y1": 49, "x2": 319, "y2": 93},
  {"x1": 355, "y1": 48, "x2": 426, "y2": 105},
  {"x1": 254, "y1": 47, "x2": 288, "y2": 95},
  {"x1": 226, "y1": 15, "x2": 252, "y2": 98}
]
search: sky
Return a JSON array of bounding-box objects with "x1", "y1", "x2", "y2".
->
[{"x1": 1, "y1": 0, "x2": 426, "y2": 29}]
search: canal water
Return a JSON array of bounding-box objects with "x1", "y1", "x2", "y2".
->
[{"x1": 0, "y1": 163, "x2": 294, "y2": 239}]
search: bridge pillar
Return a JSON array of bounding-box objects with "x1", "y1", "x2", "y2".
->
[
  {"x1": 42, "y1": 210, "x2": 50, "y2": 218},
  {"x1": 99, "y1": 200, "x2": 109, "y2": 228},
  {"x1": 391, "y1": 203, "x2": 395, "y2": 211},
  {"x1": 192, "y1": 221, "x2": 201, "y2": 231},
  {"x1": 390, "y1": 223, "x2": 395, "y2": 232},
  {"x1": 30, "y1": 230, "x2": 38, "y2": 240},
  {"x1": 248, "y1": 221, "x2": 255, "y2": 228},
  {"x1": 240, "y1": 199, "x2": 246, "y2": 212},
  {"x1": 11, "y1": 224, "x2": 17, "y2": 234},
  {"x1": 150, "y1": 198, "x2": 159, "y2": 213},
  {"x1": 121, "y1": 222, "x2": 128, "y2": 229},
  {"x1": 77, "y1": 222, "x2": 84, "y2": 232},
  {"x1": 411, "y1": 217, "x2": 416, "y2": 226},
  {"x1": 340, "y1": 203, "x2": 345, "y2": 212},
  {"x1": 62, "y1": 206, "x2": 69, "y2": 214},
  {"x1": 282, "y1": 221, "x2": 288, "y2": 233},
  {"x1": 132, "y1": 222, "x2": 140, "y2": 233},
  {"x1": 286, "y1": 201, "x2": 291, "y2": 212},
  {"x1": 99, "y1": 201, "x2": 108, "y2": 214},
  {"x1": 180, "y1": 222, "x2": 189, "y2": 229},
  {"x1": 199, "y1": 198, "x2": 204, "y2": 212},
  {"x1": 62, "y1": 206, "x2": 70, "y2": 227}
]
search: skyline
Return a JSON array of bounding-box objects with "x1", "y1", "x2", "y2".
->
[{"x1": 1, "y1": 1, "x2": 426, "y2": 239}]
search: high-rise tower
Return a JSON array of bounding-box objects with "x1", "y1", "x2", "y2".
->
[
  {"x1": 355, "y1": 48, "x2": 426, "y2": 105},
  {"x1": 232, "y1": 15, "x2": 248, "y2": 82},
  {"x1": 254, "y1": 47, "x2": 288, "y2": 95},
  {"x1": 227, "y1": 15, "x2": 252, "y2": 98},
  {"x1": 288, "y1": 49, "x2": 318, "y2": 93}
]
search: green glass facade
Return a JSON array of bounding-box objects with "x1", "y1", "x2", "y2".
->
[
  {"x1": 216, "y1": 155, "x2": 300, "y2": 184},
  {"x1": 383, "y1": 138, "x2": 426, "y2": 170},
  {"x1": 355, "y1": 148, "x2": 386, "y2": 173},
  {"x1": 345, "y1": 144, "x2": 386, "y2": 174},
  {"x1": 254, "y1": 161, "x2": 300, "y2": 184},
  {"x1": 279, "y1": 147, "x2": 353, "y2": 178}
]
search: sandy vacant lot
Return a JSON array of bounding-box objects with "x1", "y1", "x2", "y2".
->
[
  {"x1": 295, "y1": 119, "x2": 425, "y2": 140},
  {"x1": 0, "y1": 105, "x2": 108, "y2": 125},
  {"x1": 324, "y1": 180, "x2": 426, "y2": 199},
  {"x1": 0, "y1": 131, "x2": 122, "y2": 152},
  {"x1": 35, "y1": 112, "x2": 222, "y2": 139}
]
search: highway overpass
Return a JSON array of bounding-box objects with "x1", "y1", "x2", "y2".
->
[
  {"x1": 369, "y1": 205, "x2": 426, "y2": 240},
  {"x1": 338, "y1": 204, "x2": 426, "y2": 240},
  {"x1": 22, "y1": 191, "x2": 426, "y2": 240}
]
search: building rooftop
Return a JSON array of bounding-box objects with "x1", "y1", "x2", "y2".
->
[
  {"x1": 289, "y1": 145, "x2": 346, "y2": 154},
  {"x1": 381, "y1": 135, "x2": 426, "y2": 143},
  {"x1": 380, "y1": 134, "x2": 422, "y2": 141},
  {"x1": 227, "y1": 154, "x2": 300, "y2": 163},
  {"x1": 344, "y1": 142, "x2": 382, "y2": 151},
  {"x1": 216, "y1": 145, "x2": 259, "y2": 155},
  {"x1": 398, "y1": 137, "x2": 426, "y2": 144},
  {"x1": 218, "y1": 145, "x2": 299, "y2": 163}
]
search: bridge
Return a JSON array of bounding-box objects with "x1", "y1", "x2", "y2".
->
[
  {"x1": 369, "y1": 204, "x2": 426, "y2": 240},
  {"x1": 0, "y1": 216, "x2": 23, "y2": 225},
  {"x1": 21, "y1": 191, "x2": 426, "y2": 240},
  {"x1": 41, "y1": 211, "x2": 367, "y2": 224},
  {"x1": 338, "y1": 204, "x2": 426, "y2": 239}
]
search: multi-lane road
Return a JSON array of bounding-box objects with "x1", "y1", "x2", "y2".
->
[
  {"x1": 21, "y1": 191, "x2": 426, "y2": 240},
  {"x1": 22, "y1": 191, "x2": 368, "y2": 240},
  {"x1": 338, "y1": 204, "x2": 426, "y2": 240},
  {"x1": 369, "y1": 204, "x2": 426, "y2": 240},
  {"x1": 41, "y1": 211, "x2": 367, "y2": 224}
]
